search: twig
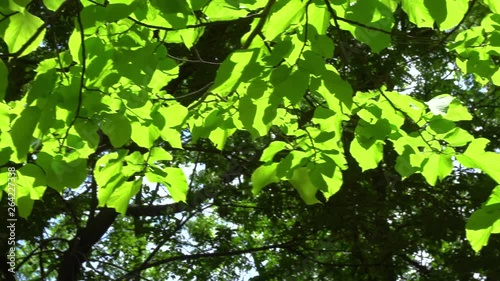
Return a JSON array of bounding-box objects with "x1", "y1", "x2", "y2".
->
[
  {"x1": 323, "y1": 0, "x2": 349, "y2": 74},
  {"x1": 298, "y1": 0, "x2": 313, "y2": 60},
  {"x1": 156, "y1": 82, "x2": 214, "y2": 101},
  {"x1": 193, "y1": 48, "x2": 221, "y2": 65},
  {"x1": 128, "y1": 12, "x2": 261, "y2": 32},
  {"x1": 60, "y1": 4, "x2": 86, "y2": 148},
  {"x1": 242, "y1": 0, "x2": 276, "y2": 49},
  {"x1": 167, "y1": 53, "x2": 220, "y2": 65}
]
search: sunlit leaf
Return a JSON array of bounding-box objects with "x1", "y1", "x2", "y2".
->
[
  {"x1": 1, "y1": 11, "x2": 47, "y2": 56},
  {"x1": 251, "y1": 163, "x2": 280, "y2": 194}
]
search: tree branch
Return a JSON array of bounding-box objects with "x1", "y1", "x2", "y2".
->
[
  {"x1": 125, "y1": 203, "x2": 187, "y2": 217},
  {"x1": 60, "y1": 2, "x2": 86, "y2": 148},
  {"x1": 57, "y1": 208, "x2": 118, "y2": 281},
  {"x1": 242, "y1": 0, "x2": 276, "y2": 49},
  {"x1": 120, "y1": 240, "x2": 298, "y2": 278}
]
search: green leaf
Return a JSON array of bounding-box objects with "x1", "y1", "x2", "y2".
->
[
  {"x1": 311, "y1": 35, "x2": 335, "y2": 58},
  {"x1": 105, "y1": 180, "x2": 142, "y2": 215},
  {"x1": 456, "y1": 138, "x2": 500, "y2": 183},
  {"x1": 466, "y1": 185, "x2": 500, "y2": 252},
  {"x1": 402, "y1": 0, "x2": 434, "y2": 28},
  {"x1": 350, "y1": 137, "x2": 384, "y2": 172},
  {"x1": 209, "y1": 126, "x2": 235, "y2": 150},
  {"x1": 383, "y1": 91, "x2": 425, "y2": 122},
  {"x1": 260, "y1": 0, "x2": 305, "y2": 43},
  {"x1": 484, "y1": 0, "x2": 500, "y2": 14},
  {"x1": 94, "y1": 150, "x2": 127, "y2": 190},
  {"x1": 308, "y1": 156, "x2": 343, "y2": 200},
  {"x1": 311, "y1": 65, "x2": 353, "y2": 114},
  {"x1": 308, "y1": 2, "x2": 329, "y2": 36},
  {"x1": 277, "y1": 150, "x2": 311, "y2": 178},
  {"x1": 0, "y1": 167, "x2": 8, "y2": 201},
  {"x1": 202, "y1": 0, "x2": 248, "y2": 21},
  {"x1": 446, "y1": 99, "x2": 473, "y2": 121},
  {"x1": 421, "y1": 153, "x2": 453, "y2": 186},
  {"x1": 395, "y1": 145, "x2": 424, "y2": 178},
  {"x1": 260, "y1": 141, "x2": 290, "y2": 162},
  {"x1": 443, "y1": 128, "x2": 474, "y2": 147},
  {"x1": 288, "y1": 167, "x2": 320, "y2": 205},
  {"x1": 0, "y1": 11, "x2": 47, "y2": 56},
  {"x1": 0, "y1": 105, "x2": 8, "y2": 135},
  {"x1": 16, "y1": 164, "x2": 47, "y2": 218},
  {"x1": 312, "y1": 107, "x2": 343, "y2": 133},
  {"x1": 36, "y1": 152, "x2": 88, "y2": 192},
  {"x1": 424, "y1": 0, "x2": 468, "y2": 30},
  {"x1": 238, "y1": 91, "x2": 275, "y2": 137},
  {"x1": 43, "y1": 0, "x2": 65, "y2": 11},
  {"x1": 159, "y1": 104, "x2": 188, "y2": 128},
  {"x1": 131, "y1": 121, "x2": 161, "y2": 148},
  {"x1": 102, "y1": 114, "x2": 132, "y2": 148},
  {"x1": 164, "y1": 167, "x2": 189, "y2": 202},
  {"x1": 273, "y1": 69, "x2": 309, "y2": 105},
  {"x1": 210, "y1": 49, "x2": 260, "y2": 95},
  {"x1": 161, "y1": 127, "x2": 183, "y2": 149},
  {"x1": 340, "y1": 0, "x2": 395, "y2": 52},
  {"x1": 148, "y1": 147, "x2": 173, "y2": 164},
  {"x1": 10, "y1": 106, "x2": 40, "y2": 162},
  {"x1": 251, "y1": 163, "x2": 280, "y2": 194}
]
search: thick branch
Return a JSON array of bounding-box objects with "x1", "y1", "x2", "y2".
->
[{"x1": 57, "y1": 208, "x2": 118, "y2": 281}]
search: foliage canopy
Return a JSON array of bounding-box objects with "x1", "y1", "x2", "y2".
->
[{"x1": 1, "y1": 0, "x2": 500, "y2": 280}]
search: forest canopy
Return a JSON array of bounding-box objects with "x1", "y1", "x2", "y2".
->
[{"x1": 1, "y1": 0, "x2": 500, "y2": 280}]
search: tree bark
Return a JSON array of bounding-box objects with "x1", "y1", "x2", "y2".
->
[{"x1": 57, "y1": 208, "x2": 118, "y2": 281}]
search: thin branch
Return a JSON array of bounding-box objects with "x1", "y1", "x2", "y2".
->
[
  {"x1": 257, "y1": 32, "x2": 272, "y2": 53},
  {"x1": 398, "y1": 254, "x2": 431, "y2": 276},
  {"x1": 335, "y1": 16, "x2": 392, "y2": 35},
  {"x1": 242, "y1": 0, "x2": 276, "y2": 49},
  {"x1": 147, "y1": 182, "x2": 161, "y2": 207},
  {"x1": 127, "y1": 12, "x2": 260, "y2": 32},
  {"x1": 0, "y1": 11, "x2": 19, "y2": 25},
  {"x1": 17, "y1": 239, "x2": 69, "y2": 270},
  {"x1": 87, "y1": 259, "x2": 151, "y2": 281},
  {"x1": 193, "y1": 48, "x2": 221, "y2": 65},
  {"x1": 124, "y1": 202, "x2": 187, "y2": 217},
  {"x1": 323, "y1": 0, "x2": 349, "y2": 74},
  {"x1": 298, "y1": 0, "x2": 313, "y2": 60},
  {"x1": 167, "y1": 53, "x2": 220, "y2": 65},
  {"x1": 60, "y1": 5, "x2": 86, "y2": 148},
  {"x1": 120, "y1": 209, "x2": 202, "y2": 280},
  {"x1": 187, "y1": 90, "x2": 212, "y2": 110},
  {"x1": 122, "y1": 240, "x2": 298, "y2": 278}
]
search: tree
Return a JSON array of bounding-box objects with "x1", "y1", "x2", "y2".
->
[{"x1": 1, "y1": 0, "x2": 500, "y2": 280}]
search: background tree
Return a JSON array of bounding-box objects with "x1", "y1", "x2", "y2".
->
[{"x1": 1, "y1": 0, "x2": 500, "y2": 280}]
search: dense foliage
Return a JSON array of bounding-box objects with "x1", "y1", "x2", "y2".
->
[{"x1": 1, "y1": 0, "x2": 500, "y2": 280}]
